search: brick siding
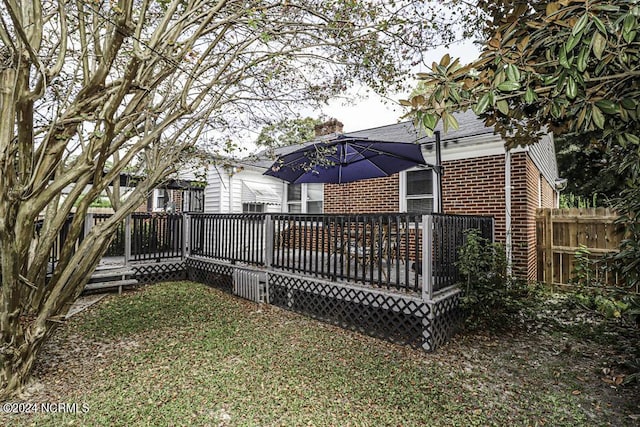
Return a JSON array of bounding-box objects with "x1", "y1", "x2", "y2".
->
[
  {"x1": 324, "y1": 175, "x2": 399, "y2": 213},
  {"x1": 323, "y1": 152, "x2": 556, "y2": 281}
]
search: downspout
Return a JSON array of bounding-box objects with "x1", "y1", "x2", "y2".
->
[
  {"x1": 435, "y1": 131, "x2": 443, "y2": 213},
  {"x1": 505, "y1": 149, "x2": 513, "y2": 275}
]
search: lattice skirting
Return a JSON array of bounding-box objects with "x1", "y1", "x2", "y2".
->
[
  {"x1": 186, "y1": 258, "x2": 233, "y2": 292},
  {"x1": 182, "y1": 258, "x2": 461, "y2": 352},
  {"x1": 133, "y1": 261, "x2": 186, "y2": 285},
  {"x1": 428, "y1": 290, "x2": 462, "y2": 351},
  {"x1": 268, "y1": 272, "x2": 435, "y2": 350}
]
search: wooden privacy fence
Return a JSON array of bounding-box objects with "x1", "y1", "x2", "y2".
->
[{"x1": 536, "y1": 208, "x2": 629, "y2": 291}]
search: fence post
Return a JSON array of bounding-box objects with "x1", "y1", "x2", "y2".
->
[
  {"x1": 543, "y1": 208, "x2": 553, "y2": 284},
  {"x1": 124, "y1": 214, "x2": 132, "y2": 267},
  {"x1": 83, "y1": 213, "x2": 94, "y2": 238},
  {"x1": 183, "y1": 213, "x2": 190, "y2": 259},
  {"x1": 422, "y1": 214, "x2": 433, "y2": 302},
  {"x1": 264, "y1": 214, "x2": 273, "y2": 268}
]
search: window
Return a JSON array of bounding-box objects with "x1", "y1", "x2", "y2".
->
[
  {"x1": 403, "y1": 168, "x2": 436, "y2": 213},
  {"x1": 286, "y1": 183, "x2": 323, "y2": 213},
  {"x1": 306, "y1": 184, "x2": 324, "y2": 213},
  {"x1": 287, "y1": 184, "x2": 303, "y2": 213},
  {"x1": 154, "y1": 189, "x2": 171, "y2": 211},
  {"x1": 242, "y1": 203, "x2": 264, "y2": 213}
]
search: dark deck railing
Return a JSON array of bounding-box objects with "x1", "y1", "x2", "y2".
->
[
  {"x1": 35, "y1": 214, "x2": 84, "y2": 273},
  {"x1": 130, "y1": 213, "x2": 183, "y2": 261},
  {"x1": 189, "y1": 212, "x2": 494, "y2": 296},
  {"x1": 190, "y1": 214, "x2": 266, "y2": 265},
  {"x1": 270, "y1": 213, "x2": 424, "y2": 292},
  {"x1": 430, "y1": 214, "x2": 495, "y2": 294},
  {"x1": 35, "y1": 211, "x2": 494, "y2": 298}
]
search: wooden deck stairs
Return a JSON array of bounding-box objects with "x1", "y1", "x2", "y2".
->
[{"x1": 85, "y1": 266, "x2": 138, "y2": 294}]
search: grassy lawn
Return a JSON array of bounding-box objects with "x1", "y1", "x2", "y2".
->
[{"x1": 3, "y1": 281, "x2": 638, "y2": 426}]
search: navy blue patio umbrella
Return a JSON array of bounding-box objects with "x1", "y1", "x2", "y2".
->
[{"x1": 264, "y1": 135, "x2": 428, "y2": 184}]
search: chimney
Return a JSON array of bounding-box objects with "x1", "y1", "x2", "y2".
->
[{"x1": 314, "y1": 118, "x2": 344, "y2": 137}]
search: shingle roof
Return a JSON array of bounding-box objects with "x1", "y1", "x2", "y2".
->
[
  {"x1": 244, "y1": 110, "x2": 495, "y2": 169},
  {"x1": 345, "y1": 110, "x2": 493, "y2": 143}
]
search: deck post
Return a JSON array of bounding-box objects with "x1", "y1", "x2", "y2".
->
[
  {"x1": 124, "y1": 214, "x2": 132, "y2": 266},
  {"x1": 83, "y1": 213, "x2": 94, "y2": 238},
  {"x1": 183, "y1": 213, "x2": 190, "y2": 259},
  {"x1": 264, "y1": 214, "x2": 273, "y2": 268},
  {"x1": 422, "y1": 214, "x2": 433, "y2": 302}
]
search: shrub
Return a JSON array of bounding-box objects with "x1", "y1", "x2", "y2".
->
[{"x1": 456, "y1": 229, "x2": 528, "y2": 330}]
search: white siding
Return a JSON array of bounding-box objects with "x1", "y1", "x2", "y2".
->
[
  {"x1": 528, "y1": 133, "x2": 559, "y2": 187},
  {"x1": 205, "y1": 165, "x2": 284, "y2": 213},
  {"x1": 204, "y1": 166, "x2": 227, "y2": 213}
]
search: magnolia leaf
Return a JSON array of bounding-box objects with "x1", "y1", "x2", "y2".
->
[
  {"x1": 621, "y1": 98, "x2": 637, "y2": 110},
  {"x1": 623, "y1": 29, "x2": 637, "y2": 44},
  {"x1": 497, "y1": 81, "x2": 521, "y2": 92},
  {"x1": 524, "y1": 87, "x2": 538, "y2": 103},
  {"x1": 577, "y1": 46, "x2": 589, "y2": 72},
  {"x1": 591, "y1": 105, "x2": 605, "y2": 129},
  {"x1": 474, "y1": 92, "x2": 492, "y2": 114},
  {"x1": 566, "y1": 76, "x2": 577, "y2": 99},
  {"x1": 497, "y1": 99, "x2": 510, "y2": 115},
  {"x1": 566, "y1": 29, "x2": 583, "y2": 51},
  {"x1": 559, "y1": 44, "x2": 570, "y2": 68},
  {"x1": 623, "y1": 13, "x2": 636, "y2": 35},
  {"x1": 595, "y1": 100, "x2": 618, "y2": 114},
  {"x1": 441, "y1": 111, "x2": 451, "y2": 133},
  {"x1": 517, "y1": 35, "x2": 530, "y2": 53},
  {"x1": 421, "y1": 112, "x2": 437, "y2": 131},
  {"x1": 444, "y1": 111, "x2": 459, "y2": 131},
  {"x1": 411, "y1": 95, "x2": 425, "y2": 108},
  {"x1": 505, "y1": 64, "x2": 521, "y2": 82},
  {"x1": 576, "y1": 106, "x2": 587, "y2": 128},
  {"x1": 546, "y1": 2, "x2": 560, "y2": 16},
  {"x1": 592, "y1": 32, "x2": 607, "y2": 60},
  {"x1": 625, "y1": 133, "x2": 640, "y2": 144},
  {"x1": 572, "y1": 13, "x2": 588, "y2": 36},
  {"x1": 592, "y1": 15, "x2": 607, "y2": 34},
  {"x1": 440, "y1": 53, "x2": 451, "y2": 67}
]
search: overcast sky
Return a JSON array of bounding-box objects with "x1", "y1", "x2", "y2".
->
[{"x1": 319, "y1": 39, "x2": 481, "y2": 133}]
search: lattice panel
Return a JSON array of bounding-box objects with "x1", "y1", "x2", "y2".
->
[
  {"x1": 133, "y1": 262, "x2": 186, "y2": 285},
  {"x1": 186, "y1": 258, "x2": 233, "y2": 292},
  {"x1": 268, "y1": 273, "x2": 430, "y2": 349},
  {"x1": 429, "y1": 292, "x2": 462, "y2": 350}
]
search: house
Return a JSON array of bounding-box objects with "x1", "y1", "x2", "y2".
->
[{"x1": 204, "y1": 112, "x2": 561, "y2": 281}]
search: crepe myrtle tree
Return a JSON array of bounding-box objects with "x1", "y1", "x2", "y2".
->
[
  {"x1": 406, "y1": 0, "x2": 640, "y2": 288},
  {"x1": 0, "y1": 0, "x2": 467, "y2": 398}
]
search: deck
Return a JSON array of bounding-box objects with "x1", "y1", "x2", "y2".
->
[{"x1": 62, "y1": 212, "x2": 493, "y2": 351}]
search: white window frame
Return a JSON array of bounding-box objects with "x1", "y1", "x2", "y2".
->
[
  {"x1": 399, "y1": 167, "x2": 439, "y2": 213},
  {"x1": 284, "y1": 183, "x2": 324, "y2": 213},
  {"x1": 242, "y1": 202, "x2": 265, "y2": 213},
  {"x1": 153, "y1": 188, "x2": 169, "y2": 212}
]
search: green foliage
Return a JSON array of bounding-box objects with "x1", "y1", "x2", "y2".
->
[
  {"x1": 559, "y1": 193, "x2": 598, "y2": 209},
  {"x1": 570, "y1": 245, "x2": 608, "y2": 288},
  {"x1": 89, "y1": 197, "x2": 112, "y2": 208},
  {"x1": 255, "y1": 117, "x2": 322, "y2": 148},
  {"x1": 408, "y1": 0, "x2": 640, "y2": 299},
  {"x1": 569, "y1": 245, "x2": 639, "y2": 321},
  {"x1": 555, "y1": 134, "x2": 620, "y2": 206},
  {"x1": 456, "y1": 229, "x2": 526, "y2": 329},
  {"x1": 73, "y1": 195, "x2": 112, "y2": 208}
]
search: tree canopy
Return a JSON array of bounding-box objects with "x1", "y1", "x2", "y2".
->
[
  {"x1": 255, "y1": 117, "x2": 322, "y2": 149},
  {"x1": 406, "y1": 0, "x2": 639, "y2": 288},
  {"x1": 0, "y1": 0, "x2": 468, "y2": 398}
]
